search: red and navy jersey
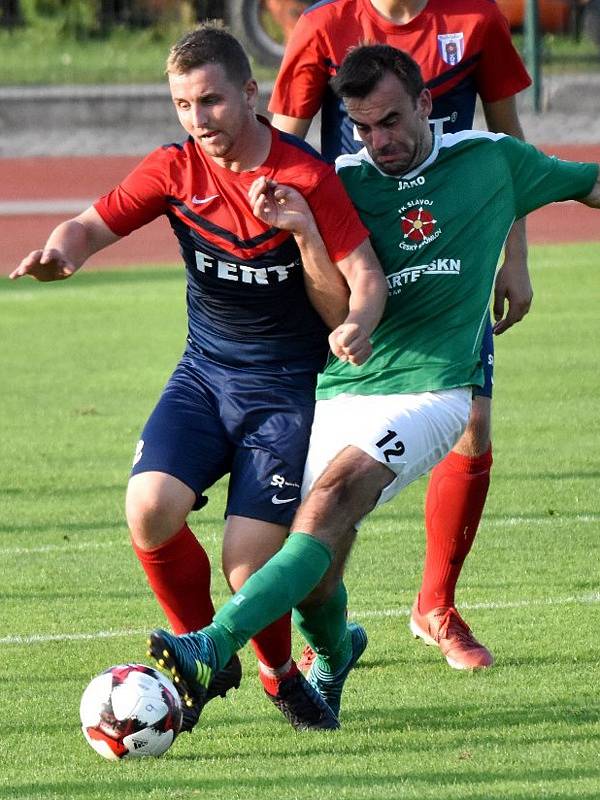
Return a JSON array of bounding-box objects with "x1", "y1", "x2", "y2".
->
[
  {"x1": 95, "y1": 118, "x2": 368, "y2": 368},
  {"x1": 269, "y1": 0, "x2": 531, "y2": 162}
]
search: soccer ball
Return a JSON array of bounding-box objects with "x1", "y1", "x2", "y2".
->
[{"x1": 80, "y1": 663, "x2": 182, "y2": 760}]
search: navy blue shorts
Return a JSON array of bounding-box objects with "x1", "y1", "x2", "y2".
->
[
  {"x1": 473, "y1": 317, "x2": 494, "y2": 399},
  {"x1": 130, "y1": 350, "x2": 319, "y2": 525}
]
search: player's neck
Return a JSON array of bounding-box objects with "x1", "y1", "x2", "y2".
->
[
  {"x1": 369, "y1": 0, "x2": 428, "y2": 25},
  {"x1": 213, "y1": 115, "x2": 272, "y2": 173}
]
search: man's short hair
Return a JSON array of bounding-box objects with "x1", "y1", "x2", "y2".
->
[
  {"x1": 332, "y1": 44, "x2": 425, "y2": 103},
  {"x1": 166, "y1": 23, "x2": 252, "y2": 86}
]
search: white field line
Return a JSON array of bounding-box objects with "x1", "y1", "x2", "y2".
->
[
  {"x1": 0, "y1": 199, "x2": 93, "y2": 215},
  {"x1": 1, "y1": 592, "x2": 599, "y2": 647},
  {"x1": 0, "y1": 513, "x2": 598, "y2": 558},
  {"x1": 0, "y1": 540, "x2": 129, "y2": 556}
]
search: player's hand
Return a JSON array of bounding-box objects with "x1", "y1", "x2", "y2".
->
[
  {"x1": 492, "y1": 254, "x2": 533, "y2": 335},
  {"x1": 9, "y1": 248, "x2": 76, "y2": 282},
  {"x1": 248, "y1": 176, "x2": 313, "y2": 234},
  {"x1": 329, "y1": 322, "x2": 372, "y2": 366}
]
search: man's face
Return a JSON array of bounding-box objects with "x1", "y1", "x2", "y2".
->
[
  {"x1": 345, "y1": 71, "x2": 432, "y2": 175},
  {"x1": 169, "y1": 64, "x2": 257, "y2": 162}
]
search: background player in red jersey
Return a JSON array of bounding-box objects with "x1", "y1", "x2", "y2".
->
[
  {"x1": 10, "y1": 25, "x2": 388, "y2": 732},
  {"x1": 269, "y1": 0, "x2": 534, "y2": 671}
]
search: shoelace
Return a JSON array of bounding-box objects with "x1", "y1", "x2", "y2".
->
[{"x1": 435, "y1": 607, "x2": 475, "y2": 644}]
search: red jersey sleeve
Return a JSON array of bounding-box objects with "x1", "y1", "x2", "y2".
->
[
  {"x1": 475, "y1": 5, "x2": 531, "y2": 103},
  {"x1": 268, "y1": 13, "x2": 330, "y2": 119},
  {"x1": 306, "y1": 167, "x2": 369, "y2": 262},
  {"x1": 94, "y1": 148, "x2": 173, "y2": 237}
]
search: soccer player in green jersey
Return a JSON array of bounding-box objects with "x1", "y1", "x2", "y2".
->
[{"x1": 147, "y1": 44, "x2": 600, "y2": 724}]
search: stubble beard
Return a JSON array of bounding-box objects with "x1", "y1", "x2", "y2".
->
[{"x1": 375, "y1": 128, "x2": 433, "y2": 176}]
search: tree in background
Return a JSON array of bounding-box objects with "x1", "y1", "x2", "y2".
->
[{"x1": 0, "y1": 0, "x2": 24, "y2": 27}]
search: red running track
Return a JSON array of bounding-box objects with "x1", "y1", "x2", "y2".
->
[{"x1": 1, "y1": 145, "x2": 599, "y2": 274}]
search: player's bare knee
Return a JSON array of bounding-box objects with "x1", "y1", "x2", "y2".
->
[
  {"x1": 305, "y1": 461, "x2": 381, "y2": 529},
  {"x1": 298, "y1": 574, "x2": 339, "y2": 608},
  {"x1": 125, "y1": 479, "x2": 188, "y2": 548}
]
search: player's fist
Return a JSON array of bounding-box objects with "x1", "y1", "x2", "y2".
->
[
  {"x1": 248, "y1": 176, "x2": 312, "y2": 234},
  {"x1": 9, "y1": 249, "x2": 76, "y2": 282},
  {"x1": 329, "y1": 322, "x2": 372, "y2": 366}
]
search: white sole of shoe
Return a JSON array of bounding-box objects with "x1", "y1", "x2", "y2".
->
[{"x1": 409, "y1": 616, "x2": 438, "y2": 647}]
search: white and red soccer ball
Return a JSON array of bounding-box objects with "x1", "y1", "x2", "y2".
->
[{"x1": 80, "y1": 663, "x2": 182, "y2": 760}]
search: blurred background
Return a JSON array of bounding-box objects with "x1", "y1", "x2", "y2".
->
[
  {"x1": 1, "y1": 0, "x2": 599, "y2": 270},
  {"x1": 0, "y1": 0, "x2": 598, "y2": 81}
]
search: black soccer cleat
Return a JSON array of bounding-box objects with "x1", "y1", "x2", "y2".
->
[
  {"x1": 207, "y1": 654, "x2": 243, "y2": 701},
  {"x1": 148, "y1": 628, "x2": 240, "y2": 733},
  {"x1": 178, "y1": 654, "x2": 243, "y2": 733},
  {"x1": 265, "y1": 670, "x2": 340, "y2": 731}
]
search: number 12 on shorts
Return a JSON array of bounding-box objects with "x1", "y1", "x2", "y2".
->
[{"x1": 375, "y1": 430, "x2": 405, "y2": 463}]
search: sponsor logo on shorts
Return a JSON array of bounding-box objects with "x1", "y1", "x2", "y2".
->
[
  {"x1": 272, "y1": 495, "x2": 298, "y2": 505},
  {"x1": 133, "y1": 439, "x2": 144, "y2": 466},
  {"x1": 270, "y1": 473, "x2": 300, "y2": 505},
  {"x1": 386, "y1": 259, "x2": 461, "y2": 295},
  {"x1": 194, "y1": 250, "x2": 298, "y2": 285}
]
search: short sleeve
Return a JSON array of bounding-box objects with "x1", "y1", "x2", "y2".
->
[
  {"x1": 498, "y1": 137, "x2": 599, "y2": 218},
  {"x1": 306, "y1": 168, "x2": 370, "y2": 262},
  {"x1": 475, "y1": 7, "x2": 531, "y2": 103},
  {"x1": 268, "y1": 13, "x2": 331, "y2": 119},
  {"x1": 94, "y1": 149, "x2": 171, "y2": 236}
]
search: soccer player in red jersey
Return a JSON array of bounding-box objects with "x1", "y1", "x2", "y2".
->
[
  {"x1": 10, "y1": 25, "x2": 388, "y2": 732},
  {"x1": 270, "y1": 0, "x2": 534, "y2": 671}
]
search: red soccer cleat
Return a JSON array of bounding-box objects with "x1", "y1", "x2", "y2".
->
[{"x1": 409, "y1": 600, "x2": 494, "y2": 670}]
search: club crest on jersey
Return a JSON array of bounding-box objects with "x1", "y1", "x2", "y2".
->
[
  {"x1": 397, "y1": 199, "x2": 441, "y2": 251},
  {"x1": 437, "y1": 33, "x2": 464, "y2": 65}
]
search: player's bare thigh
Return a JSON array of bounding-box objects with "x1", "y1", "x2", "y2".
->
[{"x1": 452, "y1": 395, "x2": 491, "y2": 457}]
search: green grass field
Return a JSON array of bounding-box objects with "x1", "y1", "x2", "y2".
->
[
  {"x1": 0, "y1": 24, "x2": 596, "y2": 85},
  {"x1": 1, "y1": 242, "x2": 599, "y2": 800}
]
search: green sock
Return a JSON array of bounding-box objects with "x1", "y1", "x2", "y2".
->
[
  {"x1": 292, "y1": 580, "x2": 351, "y2": 674},
  {"x1": 206, "y1": 533, "x2": 332, "y2": 670}
]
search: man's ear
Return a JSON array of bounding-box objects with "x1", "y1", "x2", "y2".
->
[
  {"x1": 417, "y1": 88, "x2": 433, "y2": 120},
  {"x1": 244, "y1": 79, "x2": 259, "y2": 110}
]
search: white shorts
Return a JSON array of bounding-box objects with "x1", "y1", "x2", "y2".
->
[{"x1": 302, "y1": 388, "x2": 472, "y2": 508}]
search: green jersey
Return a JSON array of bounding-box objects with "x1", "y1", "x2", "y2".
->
[{"x1": 317, "y1": 132, "x2": 597, "y2": 400}]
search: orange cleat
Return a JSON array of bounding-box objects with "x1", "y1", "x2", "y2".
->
[
  {"x1": 298, "y1": 644, "x2": 317, "y2": 673},
  {"x1": 409, "y1": 600, "x2": 494, "y2": 670}
]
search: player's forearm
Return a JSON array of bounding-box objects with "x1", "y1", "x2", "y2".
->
[
  {"x1": 483, "y1": 96, "x2": 525, "y2": 140},
  {"x1": 295, "y1": 223, "x2": 350, "y2": 330},
  {"x1": 45, "y1": 209, "x2": 118, "y2": 270},
  {"x1": 335, "y1": 239, "x2": 388, "y2": 336},
  {"x1": 43, "y1": 219, "x2": 98, "y2": 271},
  {"x1": 271, "y1": 114, "x2": 312, "y2": 140},
  {"x1": 503, "y1": 216, "x2": 527, "y2": 263}
]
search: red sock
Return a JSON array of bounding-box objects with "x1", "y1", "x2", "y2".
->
[
  {"x1": 258, "y1": 657, "x2": 299, "y2": 697},
  {"x1": 419, "y1": 446, "x2": 493, "y2": 614},
  {"x1": 250, "y1": 611, "x2": 293, "y2": 671},
  {"x1": 132, "y1": 523, "x2": 215, "y2": 634}
]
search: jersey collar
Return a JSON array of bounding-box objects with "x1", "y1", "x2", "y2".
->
[{"x1": 361, "y1": 134, "x2": 441, "y2": 179}]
